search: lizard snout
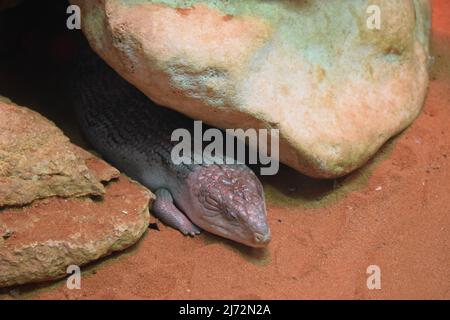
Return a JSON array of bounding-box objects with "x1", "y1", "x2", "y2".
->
[{"x1": 253, "y1": 230, "x2": 271, "y2": 247}]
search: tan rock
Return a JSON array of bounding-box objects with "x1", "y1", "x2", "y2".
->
[
  {"x1": 0, "y1": 158, "x2": 153, "y2": 287},
  {"x1": 71, "y1": 145, "x2": 121, "y2": 182},
  {"x1": 0, "y1": 100, "x2": 105, "y2": 207},
  {"x1": 0, "y1": 99, "x2": 153, "y2": 287},
  {"x1": 73, "y1": 0, "x2": 431, "y2": 178}
]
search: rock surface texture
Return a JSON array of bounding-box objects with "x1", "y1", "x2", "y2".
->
[
  {"x1": 0, "y1": 100, "x2": 105, "y2": 207},
  {"x1": 0, "y1": 100, "x2": 153, "y2": 287},
  {"x1": 72, "y1": 0, "x2": 431, "y2": 178}
]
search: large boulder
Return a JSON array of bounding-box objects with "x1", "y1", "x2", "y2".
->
[
  {"x1": 72, "y1": 0, "x2": 431, "y2": 178},
  {"x1": 0, "y1": 99, "x2": 154, "y2": 287}
]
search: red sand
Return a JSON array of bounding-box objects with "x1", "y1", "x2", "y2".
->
[{"x1": 2, "y1": 0, "x2": 450, "y2": 300}]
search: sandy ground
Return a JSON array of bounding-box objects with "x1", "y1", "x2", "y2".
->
[{"x1": 0, "y1": 0, "x2": 449, "y2": 300}]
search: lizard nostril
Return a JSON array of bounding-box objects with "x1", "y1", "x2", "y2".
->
[{"x1": 254, "y1": 232, "x2": 271, "y2": 245}]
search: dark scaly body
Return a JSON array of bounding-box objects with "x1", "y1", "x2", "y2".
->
[{"x1": 71, "y1": 52, "x2": 270, "y2": 247}]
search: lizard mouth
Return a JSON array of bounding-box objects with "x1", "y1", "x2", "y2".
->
[{"x1": 202, "y1": 219, "x2": 270, "y2": 248}]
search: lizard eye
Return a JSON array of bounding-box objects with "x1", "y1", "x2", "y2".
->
[
  {"x1": 205, "y1": 195, "x2": 219, "y2": 207},
  {"x1": 203, "y1": 195, "x2": 220, "y2": 213}
]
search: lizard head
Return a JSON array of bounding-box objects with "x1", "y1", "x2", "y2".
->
[{"x1": 188, "y1": 164, "x2": 271, "y2": 248}]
